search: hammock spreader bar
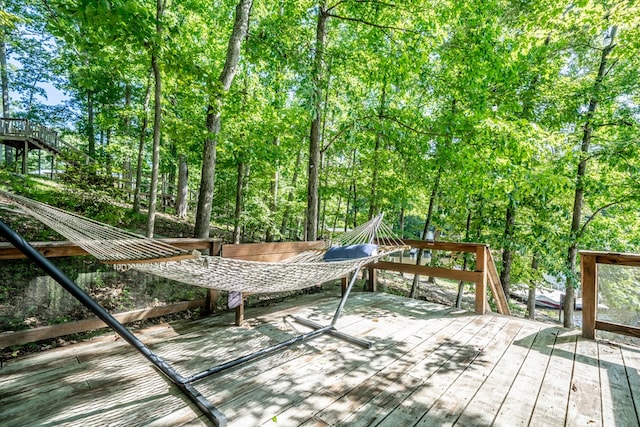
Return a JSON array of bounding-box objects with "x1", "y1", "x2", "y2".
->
[{"x1": 0, "y1": 219, "x2": 372, "y2": 426}]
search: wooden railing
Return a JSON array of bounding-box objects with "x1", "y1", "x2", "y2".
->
[
  {"x1": 581, "y1": 250, "x2": 640, "y2": 339},
  {"x1": 0, "y1": 238, "x2": 508, "y2": 348},
  {"x1": 0, "y1": 238, "x2": 220, "y2": 348},
  {"x1": 368, "y1": 239, "x2": 510, "y2": 316},
  {"x1": 0, "y1": 239, "x2": 325, "y2": 348}
]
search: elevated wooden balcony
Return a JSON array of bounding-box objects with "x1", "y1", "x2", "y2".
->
[{"x1": 0, "y1": 118, "x2": 91, "y2": 173}]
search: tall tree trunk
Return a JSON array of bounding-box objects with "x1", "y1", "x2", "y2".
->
[
  {"x1": 176, "y1": 154, "x2": 188, "y2": 218},
  {"x1": 527, "y1": 254, "x2": 538, "y2": 320},
  {"x1": 500, "y1": 199, "x2": 516, "y2": 300},
  {"x1": 124, "y1": 84, "x2": 132, "y2": 131},
  {"x1": 133, "y1": 76, "x2": 152, "y2": 214},
  {"x1": 232, "y1": 161, "x2": 246, "y2": 244},
  {"x1": 265, "y1": 136, "x2": 279, "y2": 242},
  {"x1": 410, "y1": 166, "x2": 441, "y2": 299},
  {"x1": 369, "y1": 77, "x2": 386, "y2": 219},
  {"x1": 194, "y1": 0, "x2": 253, "y2": 238},
  {"x1": 87, "y1": 91, "x2": 95, "y2": 157},
  {"x1": 456, "y1": 210, "x2": 472, "y2": 308},
  {"x1": 344, "y1": 148, "x2": 357, "y2": 231},
  {"x1": 280, "y1": 149, "x2": 302, "y2": 237},
  {"x1": 146, "y1": 0, "x2": 164, "y2": 238},
  {"x1": 0, "y1": 34, "x2": 9, "y2": 164},
  {"x1": 306, "y1": 1, "x2": 328, "y2": 241},
  {"x1": 564, "y1": 25, "x2": 616, "y2": 328},
  {"x1": 105, "y1": 128, "x2": 112, "y2": 175}
]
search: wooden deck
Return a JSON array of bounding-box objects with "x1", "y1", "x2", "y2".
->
[{"x1": 1, "y1": 288, "x2": 639, "y2": 426}]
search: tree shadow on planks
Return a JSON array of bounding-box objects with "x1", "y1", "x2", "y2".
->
[{"x1": 513, "y1": 326, "x2": 640, "y2": 427}]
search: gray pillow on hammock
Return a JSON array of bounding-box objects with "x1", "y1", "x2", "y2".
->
[{"x1": 324, "y1": 243, "x2": 378, "y2": 262}]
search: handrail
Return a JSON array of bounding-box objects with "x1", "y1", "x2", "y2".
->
[
  {"x1": 0, "y1": 237, "x2": 511, "y2": 348},
  {"x1": 369, "y1": 240, "x2": 510, "y2": 316},
  {"x1": 580, "y1": 250, "x2": 640, "y2": 339}
]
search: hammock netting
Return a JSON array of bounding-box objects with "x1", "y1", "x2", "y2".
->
[{"x1": 0, "y1": 191, "x2": 406, "y2": 294}]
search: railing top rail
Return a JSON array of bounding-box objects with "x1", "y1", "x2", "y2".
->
[
  {"x1": 401, "y1": 239, "x2": 489, "y2": 253},
  {"x1": 580, "y1": 250, "x2": 640, "y2": 266},
  {"x1": 0, "y1": 238, "x2": 221, "y2": 260}
]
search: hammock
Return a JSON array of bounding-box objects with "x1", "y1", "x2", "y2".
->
[{"x1": 0, "y1": 191, "x2": 405, "y2": 294}]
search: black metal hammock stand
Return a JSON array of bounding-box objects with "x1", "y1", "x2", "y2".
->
[{"x1": 0, "y1": 219, "x2": 374, "y2": 427}]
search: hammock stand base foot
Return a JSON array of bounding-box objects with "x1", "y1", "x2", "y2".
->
[{"x1": 292, "y1": 316, "x2": 373, "y2": 349}]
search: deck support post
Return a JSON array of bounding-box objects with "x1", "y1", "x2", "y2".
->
[
  {"x1": 581, "y1": 253, "x2": 597, "y2": 339},
  {"x1": 475, "y1": 246, "x2": 488, "y2": 314}
]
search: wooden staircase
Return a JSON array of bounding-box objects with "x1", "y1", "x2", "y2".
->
[{"x1": 0, "y1": 118, "x2": 92, "y2": 174}]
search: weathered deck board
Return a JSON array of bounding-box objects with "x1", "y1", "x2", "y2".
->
[
  {"x1": 453, "y1": 320, "x2": 543, "y2": 426},
  {"x1": 565, "y1": 336, "x2": 602, "y2": 425},
  {"x1": 599, "y1": 341, "x2": 638, "y2": 427},
  {"x1": 529, "y1": 330, "x2": 578, "y2": 426},
  {"x1": 1, "y1": 290, "x2": 639, "y2": 427}
]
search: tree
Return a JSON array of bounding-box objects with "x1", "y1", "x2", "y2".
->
[
  {"x1": 146, "y1": 0, "x2": 165, "y2": 237},
  {"x1": 194, "y1": 0, "x2": 253, "y2": 238}
]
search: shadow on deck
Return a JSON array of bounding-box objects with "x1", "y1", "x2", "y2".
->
[{"x1": 1, "y1": 289, "x2": 639, "y2": 426}]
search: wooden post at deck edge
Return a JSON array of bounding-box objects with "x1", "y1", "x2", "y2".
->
[
  {"x1": 581, "y1": 253, "x2": 597, "y2": 339},
  {"x1": 475, "y1": 245, "x2": 488, "y2": 314}
]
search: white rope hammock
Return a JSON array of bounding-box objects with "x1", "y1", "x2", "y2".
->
[{"x1": 0, "y1": 191, "x2": 406, "y2": 294}]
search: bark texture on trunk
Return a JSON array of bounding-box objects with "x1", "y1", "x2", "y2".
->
[
  {"x1": 146, "y1": 0, "x2": 164, "y2": 238},
  {"x1": 564, "y1": 25, "x2": 616, "y2": 328},
  {"x1": 500, "y1": 200, "x2": 516, "y2": 300},
  {"x1": 176, "y1": 154, "x2": 188, "y2": 218},
  {"x1": 410, "y1": 167, "x2": 441, "y2": 299},
  {"x1": 194, "y1": 0, "x2": 253, "y2": 238},
  {"x1": 133, "y1": 78, "x2": 152, "y2": 214},
  {"x1": 306, "y1": 1, "x2": 328, "y2": 241}
]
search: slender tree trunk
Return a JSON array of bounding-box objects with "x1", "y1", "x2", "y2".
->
[
  {"x1": 133, "y1": 78, "x2": 152, "y2": 214},
  {"x1": 87, "y1": 91, "x2": 95, "y2": 157},
  {"x1": 105, "y1": 128, "x2": 112, "y2": 175},
  {"x1": 194, "y1": 0, "x2": 253, "y2": 238},
  {"x1": 232, "y1": 161, "x2": 246, "y2": 244},
  {"x1": 266, "y1": 136, "x2": 279, "y2": 242},
  {"x1": 369, "y1": 77, "x2": 386, "y2": 219},
  {"x1": 0, "y1": 35, "x2": 8, "y2": 164},
  {"x1": 564, "y1": 25, "x2": 616, "y2": 328},
  {"x1": 410, "y1": 166, "x2": 441, "y2": 299},
  {"x1": 146, "y1": 0, "x2": 164, "y2": 238},
  {"x1": 306, "y1": 1, "x2": 328, "y2": 241},
  {"x1": 527, "y1": 254, "x2": 538, "y2": 320},
  {"x1": 352, "y1": 179, "x2": 358, "y2": 228},
  {"x1": 500, "y1": 199, "x2": 516, "y2": 300},
  {"x1": 280, "y1": 149, "x2": 302, "y2": 237},
  {"x1": 176, "y1": 154, "x2": 188, "y2": 218},
  {"x1": 456, "y1": 210, "x2": 472, "y2": 308},
  {"x1": 344, "y1": 148, "x2": 357, "y2": 231}
]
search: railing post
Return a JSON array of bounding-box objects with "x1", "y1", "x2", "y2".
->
[
  {"x1": 367, "y1": 264, "x2": 377, "y2": 292},
  {"x1": 475, "y1": 245, "x2": 488, "y2": 314},
  {"x1": 581, "y1": 253, "x2": 597, "y2": 339}
]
